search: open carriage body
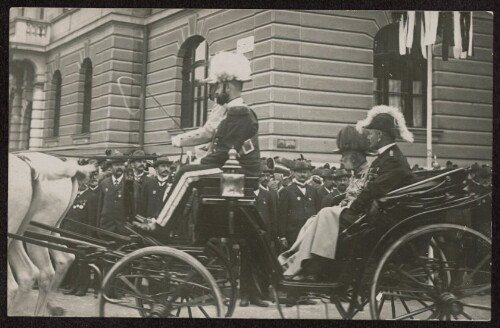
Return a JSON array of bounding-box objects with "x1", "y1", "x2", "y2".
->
[
  {"x1": 10, "y1": 152, "x2": 491, "y2": 320},
  {"x1": 97, "y1": 153, "x2": 491, "y2": 320}
]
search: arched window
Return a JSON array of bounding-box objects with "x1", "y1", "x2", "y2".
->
[
  {"x1": 180, "y1": 38, "x2": 209, "y2": 128},
  {"x1": 373, "y1": 23, "x2": 426, "y2": 127},
  {"x1": 52, "y1": 70, "x2": 62, "y2": 137},
  {"x1": 80, "y1": 58, "x2": 93, "y2": 133}
]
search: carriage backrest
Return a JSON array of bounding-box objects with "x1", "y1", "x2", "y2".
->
[{"x1": 385, "y1": 168, "x2": 468, "y2": 198}]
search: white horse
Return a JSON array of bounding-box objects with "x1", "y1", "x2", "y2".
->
[{"x1": 8, "y1": 152, "x2": 97, "y2": 316}]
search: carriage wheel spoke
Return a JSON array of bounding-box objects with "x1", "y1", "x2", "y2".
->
[
  {"x1": 175, "y1": 297, "x2": 184, "y2": 316},
  {"x1": 198, "y1": 305, "x2": 211, "y2": 318},
  {"x1": 408, "y1": 242, "x2": 438, "y2": 290},
  {"x1": 118, "y1": 275, "x2": 147, "y2": 298},
  {"x1": 461, "y1": 302, "x2": 491, "y2": 311},
  {"x1": 390, "y1": 295, "x2": 396, "y2": 318},
  {"x1": 460, "y1": 310, "x2": 472, "y2": 320},
  {"x1": 376, "y1": 294, "x2": 386, "y2": 317},
  {"x1": 399, "y1": 296, "x2": 414, "y2": 319},
  {"x1": 393, "y1": 267, "x2": 435, "y2": 292}
]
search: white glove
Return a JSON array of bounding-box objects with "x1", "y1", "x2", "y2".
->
[{"x1": 171, "y1": 135, "x2": 181, "y2": 148}]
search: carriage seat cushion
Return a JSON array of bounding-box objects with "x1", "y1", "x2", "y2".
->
[{"x1": 385, "y1": 168, "x2": 467, "y2": 197}]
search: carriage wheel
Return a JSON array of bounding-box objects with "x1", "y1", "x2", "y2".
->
[
  {"x1": 370, "y1": 224, "x2": 491, "y2": 320},
  {"x1": 198, "y1": 241, "x2": 238, "y2": 317},
  {"x1": 99, "y1": 246, "x2": 223, "y2": 318}
]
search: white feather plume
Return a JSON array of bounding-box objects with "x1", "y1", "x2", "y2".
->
[
  {"x1": 355, "y1": 105, "x2": 414, "y2": 143},
  {"x1": 208, "y1": 52, "x2": 252, "y2": 83}
]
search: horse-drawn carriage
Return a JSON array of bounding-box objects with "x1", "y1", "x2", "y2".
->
[{"x1": 8, "y1": 149, "x2": 491, "y2": 320}]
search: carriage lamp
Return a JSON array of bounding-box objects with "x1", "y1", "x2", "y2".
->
[{"x1": 220, "y1": 148, "x2": 245, "y2": 198}]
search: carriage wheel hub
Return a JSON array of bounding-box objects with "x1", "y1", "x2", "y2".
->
[{"x1": 439, "y1": 292, "x2": 462, "y2": 316}]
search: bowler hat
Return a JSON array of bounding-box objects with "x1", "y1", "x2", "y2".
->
[
  {"x1": 109, "y1": 150, "x2": 125, "y2": 163},
  {"x1": 154, "y1": 156, "x2": 173, "y2": 167},
  {"x1": 131, "y1": 149, "x2": 146, "y2": 160},
  {"x1": 291, "y1": 159, "x2": 314, "y2": 171}
]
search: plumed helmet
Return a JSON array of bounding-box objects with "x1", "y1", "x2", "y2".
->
[
  {"x1": 356, "y1": 105, "x2": 414, "y2": 143},
  {"x1": 332, "y1": 126, "x2": 372, "y2": 154},
  {"x1": 201, "y1": 51, "x2": 252, "y2": 83}
]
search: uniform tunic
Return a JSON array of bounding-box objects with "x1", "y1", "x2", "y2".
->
[{"x1": 61, "y1": 187, "x2": 99, "y2": 238}]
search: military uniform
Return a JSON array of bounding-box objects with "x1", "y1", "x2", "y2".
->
[
  {"x1": 200, "y1": 100, "x2": 260, "y2": 175},
  {"x1": 61, "y1": 186, "x2": 99, "y2": 296},
  {"x1": 278, "y1": 181, "x2": 321, "y2": 245},
  {"x1": 61, "y1": 186, "x2": 99, "y2": 237},
  {"x1": 347, "y1": 144, "x2": 413, "y2": 221}
]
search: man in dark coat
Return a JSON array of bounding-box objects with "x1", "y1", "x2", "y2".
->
[
  {"x1": 320, "y1": 168, "x2": 350, "y2": 208},
  {"x1": 278, "y1": 157, "x2": 321, "y2": 249},
  {"x1": 130, "y1": 149, "x2": 150, "y2": 217},
  {"x1": 304, "y1": 105, "x2": 415, "y2": 281},
  {"x1": 316, "y1": 168, "x2": 336, "y2": 205},
  {"x1": 139, "y1": 156, "x2": 173, "y2": 219},
  {"x1": 61, "y1": 170, "x2": 99, "y2": 296},
  {"x1": 97, "y1": 151, "x2": 131, "y2": 238},
  {"x1": 254, "y1": 159, "x2": 279, "y2": 239}
]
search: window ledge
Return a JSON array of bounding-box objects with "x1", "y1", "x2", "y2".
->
[
  {"x1": 72, "y1": 133, "x2": 91, "y2": 144},
  {"x1": 407, "y1": 127, "x2": 444, "y2": 143}
]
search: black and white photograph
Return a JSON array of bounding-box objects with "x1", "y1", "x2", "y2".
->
[{"x1": 7, "y1": 7, "x2": 493, "y2": 320}]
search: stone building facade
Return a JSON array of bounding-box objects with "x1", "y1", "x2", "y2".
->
[{"x1": 9, "y1": 8, "x2": 493, "y2": 167}]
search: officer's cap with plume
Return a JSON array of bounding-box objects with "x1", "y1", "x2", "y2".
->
[
  {"x1": 201, "y1": 52, "x2": 252, "y2": 84},
  {"x1": 356, "y1": 105, "x2": 414, "y2": 143}
]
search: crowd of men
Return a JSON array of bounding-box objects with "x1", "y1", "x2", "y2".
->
[
  {"x1": 59, "y1": 51, "x2": 492, "y2": 309},
  {"x1": 60, "y1": 145, "x2": 492, "y2": 299}
]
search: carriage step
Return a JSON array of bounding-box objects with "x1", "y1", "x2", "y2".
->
[{"x1": 279, "y1": 280, "x2": 345, "y2": 293}]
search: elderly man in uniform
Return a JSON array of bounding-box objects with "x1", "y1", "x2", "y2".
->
[
  {"x1": 281, "y1": 106, "x2": 414, "y2": 281},
  {"x1": 277, "y1": 156, "x2": 321, "y2": 249}
]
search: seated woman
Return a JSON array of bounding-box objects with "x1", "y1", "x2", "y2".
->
[
  {"x1": 279, "y1": 105, "x2": 415, "y2": 282},
  {"x1": 279, "y1": 126, "x2": 371, "y2": 279}
]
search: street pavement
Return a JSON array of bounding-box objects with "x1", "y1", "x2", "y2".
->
[{"x1": 12, "y1": 288, "x2": 491, "y2": 320}]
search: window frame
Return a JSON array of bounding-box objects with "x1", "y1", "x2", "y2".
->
[
  {"x1": 52, "y1": 70, "x2": 62, "y2": 137},
  {"x1": 81, "y1": 58, "x2": 93, "y2": 133},
  {"x1": 180, "y1": 38, "x2": 209, "y2": 129}
]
